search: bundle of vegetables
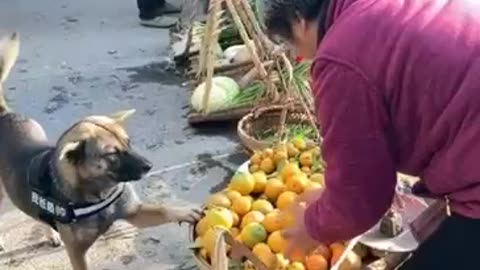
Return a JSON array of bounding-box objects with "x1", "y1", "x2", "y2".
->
[
  {"x1": 229, "y1": 60, "x2": 314, "y2": 110},
  {"x1": 191, "y1": 21, "x2": 224, "y2": 58},
  {"x1": 191, "y1": 0, "x2": 261, "y2": 51},
  {"x1": 218, "y1": 0, "x2": 265, "y2": 50},
  {"x1": 290, "y1": 61, "x2": 314, "y2": 106},
  {"x1": 230, "y1": 81, "x2": 265, "y2": 107},
  {"x1": 254, "y1": 125, "x2": 318, "y2": 146},
  {"x1": 190, "y1": 60, "x2": 314, "y2": 114},
  {"x1": 192, "y1": 138, "x2": 371, "y2": 270}
]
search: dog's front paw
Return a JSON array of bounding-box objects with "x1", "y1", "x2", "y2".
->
[
  {"x1": 48, "y1": 234, "x2": 62, "y2": 247},
  {"x1": 46, "y1": 229, "x2": 63, "y2": 247},
  {"x1": 173, "y1": 208, "x2": 203, "y2": 225}
]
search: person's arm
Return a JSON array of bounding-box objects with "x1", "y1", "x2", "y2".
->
[{"x1": 304, "y1": 60, "x2": 397, "y2": 243}]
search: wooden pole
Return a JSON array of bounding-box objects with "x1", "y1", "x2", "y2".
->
[
  {"x1": 224, "y1": 0, "x2": 268, "y2": 80},
  {"x1": 200, "y1": 0, "x2": 223, "y2": 114}
]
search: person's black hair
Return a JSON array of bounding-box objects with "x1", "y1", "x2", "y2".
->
[{"x1": 264, "y1": 0, "x2": 330, "y2": 41}]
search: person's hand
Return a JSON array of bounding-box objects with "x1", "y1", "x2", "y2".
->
[{"x1": 282, "y1": 189, "x2": 323, "y2": 259}]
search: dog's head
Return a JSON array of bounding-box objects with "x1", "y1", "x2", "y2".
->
[{"x1": 55, "y1": 109, "x2": 152, "y2": 190}]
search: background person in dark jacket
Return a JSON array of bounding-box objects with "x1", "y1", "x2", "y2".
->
[
  {"x1": 262, "y1": 0, "x2": 480, "y2": 269},
  {"x1": 137, "y1": 0, "x2": 181, "y2": 28}
]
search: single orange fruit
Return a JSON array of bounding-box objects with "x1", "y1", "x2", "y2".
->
[
  {"x1": 301, "y1": 166, "x2": 311, "y2": 174},
  {"x1": 262, "y1": 148, "x2": 274, "y2": 158},
  {"x1": 299, "y1": 151, "x2": 313, "y2": 167},
  {"x1": 240, "y1": 222, "x2": 268, "y2": 248},
  {"x1": 229, "y1": 172, "x2": 255, "y2": 195},
  {"x1": 250, "y1": 152, "x2": 263, "y2": 165},
  {"x1": 330, "y1": 242, "x2": 346, "y2": 266},
  {"x1": 252, "y1": 171, "x2": 268, "y2": 194},
  {"x1": 195, "y1": 217, "x2": 211, "y2": 236},
  {"x1": 274, "y1": 151, "x2": 288, "y2": 164},
  {"x1": 205, "y1": 207, "x2": 234, "y2": 229},
  {"x1": 262, "y1": 148, "x2": 275, "y2": 159},
  {"x1": 262, "y1": 210, "x2": 283, "y2": 233},
  {"x1": 225, "y1": 190, "x2": 243, "y2": 202},
  {"x1": 267, "y1": 231, "x2": 288, "y2": 253},
  {"x1": 281, "y1": 163, "x2": 301, "y2": 181},
  {"x1": 240, "y1": 211, "x2": 265, "y2": 229},
  {"x1": 312, "y1": 245, "x2": 332, "y2": 261},
  {"x1": 276, "y1": 191, "x2": 298, "y2": 210},
  {"x1": 260, "y1": 157, "x2": 276, "y2": 174},
  {"x1": 264, "y1": 178, "x2": 286, "y2": 202},
  {"x1": 305, "y1": 254, "x2": 329, "y2": 270},
  {"x1": 252, "y1": 243, "x2": 275, "y2": 268},
  {"x1": 230, "y1": 210, "x2": 240, "y2": 226},
  {"x1": 252, "y1": 199, "x2": 275, "y2": 215},
  {"x1": 232, "y1": 196, "x2": 252, "y2": 216},
  {"x1": 285, "y1": 174, "x2": 308, "y2": 194},
  {"x1": 291, "y1": 137, "x2": 307, "y2": 150},
  {"x1": 206, "y1": 193, "x2": 231, "y2": 208},
  {"x1": 289, "y1": 248, "x2": 306, "y2": 263}
]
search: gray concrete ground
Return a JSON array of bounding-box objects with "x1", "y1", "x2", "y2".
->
[{"x1": 0, "y1": 0, "x2": 245, "y2": 269}]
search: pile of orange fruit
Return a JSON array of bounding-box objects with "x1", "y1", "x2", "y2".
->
[{"x1": 193, "y1": 138, "x2": 364, "y2": 270}]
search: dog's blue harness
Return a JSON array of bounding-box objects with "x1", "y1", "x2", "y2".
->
[{"x1": 27, "y1": 149, "x2": 125, "y2": 230}]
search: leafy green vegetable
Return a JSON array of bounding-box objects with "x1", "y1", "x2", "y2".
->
[
  {"x1": 254, "y1": 124, "x2": 318, "y2": 144},
  {"x1": 229, "y1": 82, "x2": 265, "y2": 107}
]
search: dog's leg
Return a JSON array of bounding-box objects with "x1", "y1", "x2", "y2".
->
[
  {"x1": 57, "y1": 225, "x2": 96, "y2": 270},
  {"x1": 39, "y1": 224, "x2": 62, "y2": 247},
  {"x1": 63, "y1": 242, "x2": 89, "y2": 270},
  {"x1": 126, "y1": 204, "x2": 202, "y2": 228}
]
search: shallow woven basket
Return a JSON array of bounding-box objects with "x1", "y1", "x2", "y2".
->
[
  {"x1": 189, "y1": 222, "x2": 410, "y2": 270},
  {"x1": 237, "y1": 104, "x2": 319, "y2": 153}
]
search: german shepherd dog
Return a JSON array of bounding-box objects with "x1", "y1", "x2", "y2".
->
[{"x1": 0, "y1": 33, "x2": 201, "y2": 270}]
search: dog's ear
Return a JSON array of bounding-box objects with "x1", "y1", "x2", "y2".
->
[
  {"x1": 0, "y1": 32, "x2": 20, "y2": 83},
  {"x1": 59, "y1": 140, "x2": 86, "y2": 163},
  {"x1": 109, "y1": 109, "x2": 136, "y2": 124}
]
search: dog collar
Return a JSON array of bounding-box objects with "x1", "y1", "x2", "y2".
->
[{"x1": 28, "y1": 149, "x2": 126, "y2": 227}]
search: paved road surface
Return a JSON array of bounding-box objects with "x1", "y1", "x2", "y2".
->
[{"x1": 0, "y1": 0, "x2": 245, "y2": 269}]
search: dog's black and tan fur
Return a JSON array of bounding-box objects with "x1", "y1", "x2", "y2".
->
[{"x1": 0, "y1": 33, "x2": 201, "y2": 270}]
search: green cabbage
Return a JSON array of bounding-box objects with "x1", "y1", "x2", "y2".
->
[{"x1": 191, "y1": 76, "x2": 240, "y2": 113}]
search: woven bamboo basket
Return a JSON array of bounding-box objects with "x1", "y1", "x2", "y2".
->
[{"x1": 237, "y1": 104, "x2": 319, "y2": 153}]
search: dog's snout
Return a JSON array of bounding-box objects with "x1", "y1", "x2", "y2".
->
[
  {"x1": 126, "y1": 149, "x2": 152, "y2": 175},
  {"x1": 141, "y1": 160, "x2": 153, "y2": 173}
]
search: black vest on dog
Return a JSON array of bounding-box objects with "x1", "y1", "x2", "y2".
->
[{"x1": 28, "y1": 149, "x2": 125, "y2": 230}]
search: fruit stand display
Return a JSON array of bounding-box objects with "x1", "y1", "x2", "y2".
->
[{"x1": 190, "y1": 138, "x2": 410, "y2": 270}]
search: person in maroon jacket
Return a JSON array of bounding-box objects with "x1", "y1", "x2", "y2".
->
[{"x1": 263, "y1": 0, "x2": 480, "y2": 269}]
